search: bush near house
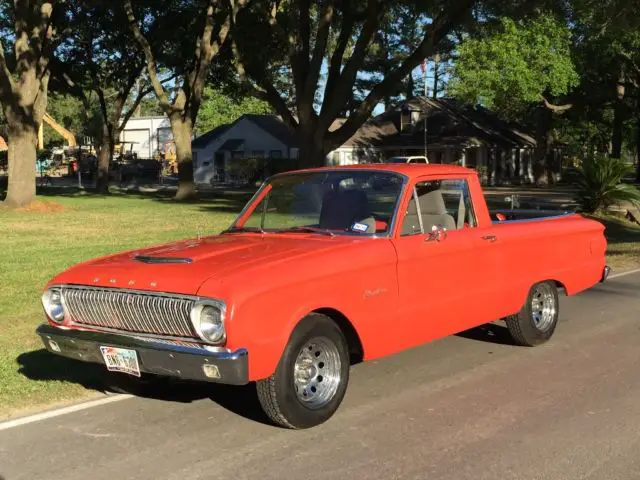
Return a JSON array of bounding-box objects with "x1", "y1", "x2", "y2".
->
[
  {"x1": 575, "y1": 154, "x2": 640, "y2": 214},
  {"x1": 227, "y1": 157, "x2": 299, "y2": 184}
]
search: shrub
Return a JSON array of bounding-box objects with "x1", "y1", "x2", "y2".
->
[
  {"x1": 227, "y1": 157, "x2": 262, "y2": 184},
  {"x1": 575, "y1": 154, "x2": 640, "y2": 214},
  {"x1": 226, "y1": 156, "x2": 300, "y2": 184}
]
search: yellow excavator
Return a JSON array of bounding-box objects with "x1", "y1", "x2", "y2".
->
[
  {"x1": 37, "y1": 112, "x2": 77, "y2": 149},
  {"x1": 164, "y1": 139, "x2": 177, "y2": 174}
]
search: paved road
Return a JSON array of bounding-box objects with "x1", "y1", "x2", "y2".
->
[{"x1": 2, "y1": 273, "x2": 640, "y2": 480}]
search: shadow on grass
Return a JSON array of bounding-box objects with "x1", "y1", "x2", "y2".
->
[
  {"x1": 455, "y1": 323, "x2": 517, "y2": 347},
  {"x1": 16, "y1": 349, "x2": 271, "y2": 426},
  {"x1": 31, "y1": 183, "x2": 256, "y2": 214},
  {"x1": 590, "y1": 215, "x2": 640, "y2": 245}
]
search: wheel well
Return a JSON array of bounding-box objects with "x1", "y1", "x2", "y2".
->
[
  {"x1": 551, "y1": 280, "x2": 567, "y2": 295},
  {"x1": 313, "y1": 308, "x2": 364, "y2": 365}
]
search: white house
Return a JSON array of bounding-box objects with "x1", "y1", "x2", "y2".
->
[
  {"x1": 193, "y1": 114, "x2": 299, "y2": 184},
  {"x1": 119, "y1": 116, "x2": 173, "y2": 159}
]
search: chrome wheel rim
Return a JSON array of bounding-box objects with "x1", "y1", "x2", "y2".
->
[
  {"x1": 531, "y1": 283, "x2": 556, "y2": 331},
  {"x1": 293, "y1": 337, "x2": 342, "y2": 409}
]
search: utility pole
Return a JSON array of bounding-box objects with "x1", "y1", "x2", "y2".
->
[{"x1": 421, "y1": 59, "x2": 428, "y2": 159}]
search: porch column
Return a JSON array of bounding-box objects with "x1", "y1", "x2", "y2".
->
[
  {"x1": 510, "y1": 149, "x2": 516, "y2": 183},
  {"x1": 444, "y1": 147, "x2": 453, "y2": 164},
  {"x1": 518, "y1": 148, "x2": 525, "y2": 180},
  {"x1": 490, "y1": 148, "x2": 497, "y2": 186},
  {"x1": 494, "y1": 149, "x2": 501, "y2": 185},
  {"x1": 526, "y1": 149, "x2": 534, "y2": 183}
]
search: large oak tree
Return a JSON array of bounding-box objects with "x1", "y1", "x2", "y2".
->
[
  {"x1": 449, "y1": 13, "x2": 579, "y2": 183},
  {"x1": 231, "y1": 0, "x2": 475, "y2": 168},
  {"x1": 0, "y1": 0, "x2": 63, "y2": 207}
]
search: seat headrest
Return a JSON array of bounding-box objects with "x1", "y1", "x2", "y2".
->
[
  {"x1": 319, "y1": 188, "x2": 371, "y2": 230},
  {"x1": 406, "y1": 188, "x2": 447, "y2": 215}
]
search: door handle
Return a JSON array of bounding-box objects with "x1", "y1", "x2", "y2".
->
[{"x1": 481, "y1": 235, "x2": 497, "y2": 243}]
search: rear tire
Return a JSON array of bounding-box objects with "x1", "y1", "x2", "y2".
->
[
  {"x1": 506, "y1": 281, "x2": 559, "y2": 346},
  {"x1": 256, "y1": 313, "x2": 350, "y2": 429}
]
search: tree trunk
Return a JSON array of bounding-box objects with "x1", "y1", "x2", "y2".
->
[
  {"x1": 171, "y1": 117, "x2": 196, "y2": 201},
  {"x1": 298, "y1": 131, "x2": 327, "y2": 169},
  {"x1": 432, "y1": 53, "x2": 440, "y2": 99},
  {"x1": 406, "y1": 74, "x2": 414, "y2": 100},
  {"x1": 95, "y1": 125, "x2": 111, "y2": 194},
  {"x1": 611, "y1": 69, "x2": 625, "y2": 159},
  {"x1": 4, "y1": 124, "x2": 38, "y2": 208},
  {"x1": 636, "y1": 115, "x2": 640, "y2": 183},
  {"x1": 534, "y1": 105, "x2": 553, "y2": 185},
  {"x1": 612, "y1": 110, "x2": 624, "y2": 159}
]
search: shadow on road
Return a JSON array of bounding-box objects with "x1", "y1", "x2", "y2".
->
[
  {"x1": 16, "y1": 349, "x2": 272, "y2": 426},
  {"x1": 455, "y1": 323, "x2": 517, "y2": 346}
]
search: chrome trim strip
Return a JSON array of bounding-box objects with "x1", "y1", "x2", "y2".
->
[
  {"x1": 37, "y1": 324, "x2": 247, "y2": 360},
  {"x1": 491, "y1": 211, "x2": 576, "y2": 224},
  {"x1": 133, "y1": 255, "x2": 193, "y2": 264},
  {"x1": 69, "y1": 324, "x2": 207, "y2": 344},
  {"x1": 55, "y1": 284, "x2": 202, "y2": 300}
]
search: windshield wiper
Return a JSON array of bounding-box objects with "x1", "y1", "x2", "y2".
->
[
  {"x1": 220, "y1": 226, "x2": 265, "y2": 234},
  {"x1": 276, "y1": 226, "x2": 335, "y2": 237}
]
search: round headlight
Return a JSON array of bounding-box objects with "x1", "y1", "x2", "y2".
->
[
  {"x1": 42, "y1": 288, "x2": 65, "y2": 323},
  {"x1": 190, "y1": 301, "x2": 226, "y2": 344}
]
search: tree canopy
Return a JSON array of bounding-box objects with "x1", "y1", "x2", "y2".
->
[
  {"x1": 450, "y1": 14, "x2": 579, "y2": 116},
  {"x1": 2, "y1": 0, "x2": 640, "y2": 207}
]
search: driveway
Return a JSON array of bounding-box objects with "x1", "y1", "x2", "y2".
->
[{"x1": 1, "y1": 271, "x2": 639, "y2": 480}]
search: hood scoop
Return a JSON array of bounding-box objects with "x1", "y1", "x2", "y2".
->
[{"x1": 133, "y1": 255, "x2": 193, "y2": 264}]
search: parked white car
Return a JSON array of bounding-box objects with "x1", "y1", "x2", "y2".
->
[{"x1": 383, "y1": 155, "x2": 429, "y2": 164}]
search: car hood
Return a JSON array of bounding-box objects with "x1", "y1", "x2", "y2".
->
[{"x1": 50, "y1": 233, "x2": 352, "y2": 295}]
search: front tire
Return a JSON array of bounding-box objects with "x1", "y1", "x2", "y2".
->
[
  {"x1": 506, "y1": 281, "x2": 559, "y2": 346},
  {"x1": 256, "y1": 313, "x2": 350, "y2": 429}
]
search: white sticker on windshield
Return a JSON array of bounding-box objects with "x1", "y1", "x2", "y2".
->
[{"x1": 352, "y1": 222, "x2": 369, "y2": 232}]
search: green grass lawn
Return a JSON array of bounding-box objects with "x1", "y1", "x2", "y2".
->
[
  {"x1": 590, "y1": 212, "x2": 640, "y2": 272},
  {"x1": 0, "y1": 191, "x2": 243, "y2": 418},
  {"x1": 0, "y1": 190, "x2": 639, "y2": 419}
]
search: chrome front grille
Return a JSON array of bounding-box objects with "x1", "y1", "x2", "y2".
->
[{"x1": 62, "y1": 286, "x2": 198, "y2": 339}]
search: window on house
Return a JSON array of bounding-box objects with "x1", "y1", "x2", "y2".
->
[
  {"x1": 270, "y1": 150, "x2": 282, "y2": 158},
  {"x1": 343, "y1": 152, "x2": 353, "y2": 165}
]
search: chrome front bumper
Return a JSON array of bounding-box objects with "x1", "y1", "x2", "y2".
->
[{"x1": 36, "y1": 324, "x2": 248, "y2": 385}]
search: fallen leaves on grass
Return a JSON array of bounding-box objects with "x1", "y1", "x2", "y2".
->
[{"x1": 12, "y1": 200, "x2": 65, "y2": 213}]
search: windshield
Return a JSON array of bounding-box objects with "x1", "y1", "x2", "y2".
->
[{"x1": 229, "y1": 171, "x2": 405, "y2": 236}]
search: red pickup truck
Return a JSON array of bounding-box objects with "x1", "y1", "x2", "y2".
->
[{"x1": 37, "y1": 164, "x2": 609, "y2": 429}]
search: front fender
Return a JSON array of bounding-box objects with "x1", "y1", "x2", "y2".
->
[{"x1": 225, "y1": 268, "x2": 398, "y2": 381}]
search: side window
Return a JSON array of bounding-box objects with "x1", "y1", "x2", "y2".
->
[{"x1": 400, "y1": 178, "x2": 476, "y2": 236}]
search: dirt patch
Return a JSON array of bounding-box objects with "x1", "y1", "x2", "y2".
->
[{"x1": 11, "y1": 200, "x2": 65, "y2": 213}]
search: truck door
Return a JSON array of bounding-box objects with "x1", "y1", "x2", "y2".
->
[{"x1": 392, "y1": 176, "x2": 502, "y2": 346}]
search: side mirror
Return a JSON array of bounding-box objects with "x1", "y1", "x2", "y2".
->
[{"x1": 425, "y1": 224, "x2": 447, "y2": 242}]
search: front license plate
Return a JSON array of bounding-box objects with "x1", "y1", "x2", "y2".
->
[{"x1": 99, "y1": 346, "x2": 141, "y2": 377}]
